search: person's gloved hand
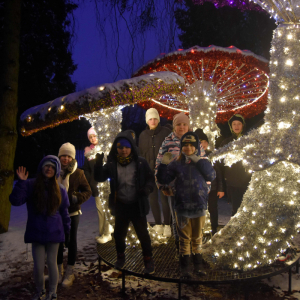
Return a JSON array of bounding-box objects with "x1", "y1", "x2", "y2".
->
[
  {"x1": 161, "y1": 152, "x2": 173, "y2": 165},
  {"x1": 95, "y1": 152, "x2": 104, "y2": 166},
  {"x1": 187, "y1": 154, "x2": 201, "y2": 163},
  {"x1": 139, "y1": 186, "x2": 152, "y2": 197},
  {"x1": 72, "y1": 194, "x2": 78, "y2": 204},
  {"x1": 64, "y1": 233, "x2": 70, "y2": 248}
]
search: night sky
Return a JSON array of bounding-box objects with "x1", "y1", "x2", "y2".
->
[{"x1": 71, "y1": 2, "x2": 180, "y2": 91}]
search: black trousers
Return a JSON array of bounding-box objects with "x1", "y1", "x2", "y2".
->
[
  {"x1": 226, "y1": 186, "x2": 248, "y2": 216},
  {"x1": 114, "y1": 201, "x2": 152, "y2": 257},
  {"x1": 57, "y1": 214, "x2": 80, "y2": 266},
  {"x1": 208, "y1": 189, "x2": 218, "y2": 231}
]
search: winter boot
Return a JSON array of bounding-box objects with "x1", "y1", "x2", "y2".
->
[
  {"x1": 57, "y1": 264, "x2": 64, "y2": 284},
  {"x1": 62, "y1": 265, "x2": 75, "y2": 288},
  {"x1": 163, "y1": 225, "x2": 172, "y2": 237},
  {"x1": 32, "y1": 289, "x2": 46, "y2": 300},
  {"x1": 179, "y1": 255, "x2": 192, "y2": 278},
  {"x1": 114, "y1": 253, "x2": 125, "y2": 269},
  {"x1": 193, "y1": 253, "x2": 206, "y2": 276},
  {"x1": 45, "y1": 293, "x2": 57, "y2": 300},
  {"x1": 96, "y1": 234, "x2": 112, "y2": 244},
  {"x1": 143, "y1": 256, "x2": 155, "y2": 274},
  {"x1": 153, "y1": 224, "x2": 164, "y2": 234}
]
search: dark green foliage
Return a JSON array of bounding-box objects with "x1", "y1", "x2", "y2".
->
[
  {"x1": 175, "y1": 0, "x2": 277, "y2": 59},
  {"x1": 0, "y1": 0, "x2": 80, "y2": 176}
]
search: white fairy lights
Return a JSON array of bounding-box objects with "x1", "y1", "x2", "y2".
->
[{"x1": 202, "y1": 6, "x2": 300, "y2": 270}]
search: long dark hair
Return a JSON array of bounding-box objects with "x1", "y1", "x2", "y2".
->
[{"x1": 32, "y1": 172, "x2": 61, "y2": 215}]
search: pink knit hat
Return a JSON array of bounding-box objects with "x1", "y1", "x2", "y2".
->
[
  {"x1": 87, "y1": 127, "x2": 97, "y2": 138},
  {"x1": 173, "y1": 112, "x2": 190, "y2": 128}
]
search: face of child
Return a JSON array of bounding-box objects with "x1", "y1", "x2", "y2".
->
[
  {"x1": 231, "y1": 120, "x2": 243, "y2": 134},
  {"x1": 148, "y1": 118, "x2": 159, "y2": 130},
  {"x1": 182, "y1": 143, "x2": 196, "y2": 156},
  {"x1": 89, "y1": 134, "x2": 98, "y2": 145},
  {"x1": 174, "y1": 123, "x2": 189, "y2": 138},
  {"x1": 201, "y1": 140, "x2": 209, "y2": 150},
  {"x1": 42, "y1": 165, "x2": 56, "y2": 178},
  {"x1": 117, "y1": 146, "x2": 131, "y2": 158},
  {"x1": 60, "y1": 155, "x2": 73, "y2": 167}
]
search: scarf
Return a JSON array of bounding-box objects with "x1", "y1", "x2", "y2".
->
[
  {"x1": 57, "y1": 159, "x2": 77, "y2": 191},
  {"x1": 117, "y1": 154, "x2": 133, "y2": 166}
]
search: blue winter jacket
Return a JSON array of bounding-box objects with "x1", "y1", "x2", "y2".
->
[
  {"x1": 157, "y1": 157, "x2": 216, "y2": 212},
  {"x1": 9, "y1": 179, "x2": 71, "y2": 244}
]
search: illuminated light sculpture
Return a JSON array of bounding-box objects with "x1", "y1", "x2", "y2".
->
[
  {"x1": 19, "y1": 72, "x2": 185, "y2": 136},
  {"x1": 200, "y1": 1, "x2": 300, "y2": 270},
  {"x1": 133, "y1": 45, "x2": 269, "y2": 147},
  {"x1": 19, "y1": 72, "x2": 185, "y2": 247}
]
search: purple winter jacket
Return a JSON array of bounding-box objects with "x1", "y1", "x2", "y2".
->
[{"x1": 9, "y1": 179, "x2": 71, "y2": 244}]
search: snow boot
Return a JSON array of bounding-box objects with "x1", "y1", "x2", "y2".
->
[
  {"x1": 143, "y1": 256, "x2": 155, "y2": 274},
  {"x1": 193, "y1": 253, "x2": 206, "y2": 276},
  {"x1": 163, "y1": 225, "x2": 172, "y2": 237},
  {"x1": 45, "y1": 293, "x2": 57, "y2": 300},
  {"x1": 114, "y1": 253, "x2": 125, "y2": 269},
  {"x1": 62, "y1": 265, "x2": 75, "y2": 288},
  {"x1": 32, "y1": 289, "x2": 46, "y2": 300},
  {"x1": 153, "y1": 224, "x2": 164, "y2": 234},
  {"x1": 179, "y1": 255, "x2": 192, "y2": 279},
  {"x1": 57, "y1": 264, "x2": 64, "y2": 284}
]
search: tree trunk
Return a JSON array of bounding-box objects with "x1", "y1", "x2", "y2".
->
[{"x1": 0, "y1": 0, "x2": 22, "y2": 233}]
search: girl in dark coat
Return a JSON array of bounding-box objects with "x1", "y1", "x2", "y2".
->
[
  {"x1": 9, "y1": 155, "x2": 71, "y2": 300},
  {"x1": 94, "y1": 130, "x2": 155, "y2": 274},
  {"x1": 138, "y1": 108, "x2": 171, "y2": 236},
  {"x1": 57, "y1": 143, "x2": 92, "y2": 288},
  {"x1": 157, "y1": 132, "x2": 216, "y2": 278},
  {"x1": 220, "y1": 114, "x2": 252, "y2": 216}
]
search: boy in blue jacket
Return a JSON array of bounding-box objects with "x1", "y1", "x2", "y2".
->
[
  {"x1": 94, "y1": 130, "x2": 155, "y2": 274},
  {"x1": 157, "y1": 132, "x2": 216, "y2": 277}
]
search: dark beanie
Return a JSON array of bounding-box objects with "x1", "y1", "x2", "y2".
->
[
  {"x1": 195, "y1": 128, "x2": 209, "y2": 143},
  {"x1": 228, "y1": 114, "x2": 245, "y2": 127},
  {"x1": 181, "y1": 132, "x2": 199, "y2": 150}
]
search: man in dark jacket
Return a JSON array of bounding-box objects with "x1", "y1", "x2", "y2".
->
[
  {"x1": 94, "y1": 130, "x2": 155, "y2": 274},
  {"x1": 195, "y1": 129, "x2": 224, "y2": 235},
  {"x1": 220, "y1": 114, "x2": 252, "y2": 216},
  {"x1": 139, "y1": 108, "x2": 171, "y2": 236}
]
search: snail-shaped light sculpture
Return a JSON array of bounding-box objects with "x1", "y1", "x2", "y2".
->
[{"x1": 201, "y1": 1, "x2": 300, "y2": 270}]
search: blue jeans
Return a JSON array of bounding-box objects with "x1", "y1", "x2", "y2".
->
[{"x1": 168, "y1": 196, "x2": 178, "y2": 241}]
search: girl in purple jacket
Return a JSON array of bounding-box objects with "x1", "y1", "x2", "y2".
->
[{"x1": 9, "y1": 155, "x2": 71, "y2": 300}]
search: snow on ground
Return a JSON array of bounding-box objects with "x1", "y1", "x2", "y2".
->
[{"x1": 1, "y1": 196, "x2": 300, "y2": 299}]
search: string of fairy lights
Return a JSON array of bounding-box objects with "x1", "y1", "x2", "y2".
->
[{"x1": 201, "y1": 4, "x2": 300, "y2": 270}]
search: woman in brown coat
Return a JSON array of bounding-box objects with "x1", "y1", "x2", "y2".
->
[{"x1": 56, "y1": 143, "x2": 92, "y2": 288}]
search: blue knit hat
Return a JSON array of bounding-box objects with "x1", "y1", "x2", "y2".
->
[{"x1": 116, "y1": 138, "x2": 131, "y2": 149}]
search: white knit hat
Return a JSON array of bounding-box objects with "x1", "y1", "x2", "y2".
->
[
  {"x1": 58, "y1": 142, "x2": 76, "y2": 159},
  {"x1": 145, "y1": 108, "x2": 160, "y2": 124}
]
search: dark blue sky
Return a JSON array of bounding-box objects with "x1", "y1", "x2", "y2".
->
[{"x1": 71, "y1": 2, "x2": 180, "y2": 91}]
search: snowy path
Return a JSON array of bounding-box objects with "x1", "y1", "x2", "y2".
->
[{"x1": 1, "y1": 196, "x2": 300, "y2": 299}]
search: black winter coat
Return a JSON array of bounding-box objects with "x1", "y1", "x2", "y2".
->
[
  {"x1": 138, "y1": 124, "x2": 171, "y2": 171},
  {"x1": 205, "y1": 150, "x2": 224, "y2": 192},
  {"x1": 220, "y1": 136, "x2": 252, "y2": 188},
  {"x1": 83, "y1": 157, "x2": 98, "y2": 197},
  {"x1": 94, "y1": 131, "x2": 155, "y2": 216}
]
